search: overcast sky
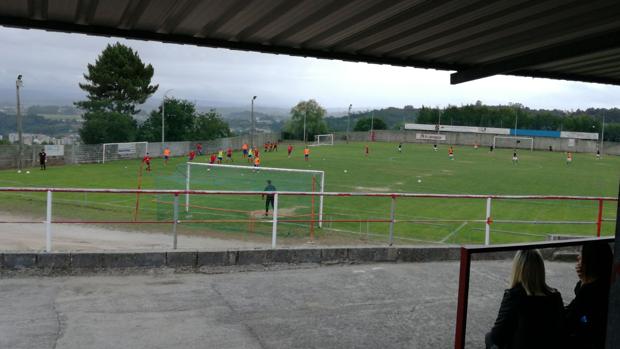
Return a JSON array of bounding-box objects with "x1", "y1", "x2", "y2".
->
[{"x1": 0, "y1": 26, "x2": 619, "y2": 111}]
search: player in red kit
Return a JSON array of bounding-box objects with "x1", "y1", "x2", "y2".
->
[{"x1": 142, "y1": 153, "x2": 152, "y2": 172}]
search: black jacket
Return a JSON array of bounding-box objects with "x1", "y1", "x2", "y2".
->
[
  {"x1": 488, "y1": 284, "x2": 564, "y2": 349},
  {"x1": 565, "y1": 279, "x2": 610, "y2": 349}
]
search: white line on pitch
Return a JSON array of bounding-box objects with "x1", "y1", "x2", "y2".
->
[{"x1": 440, "y1": 221, "x2": 468, "y2": 243}]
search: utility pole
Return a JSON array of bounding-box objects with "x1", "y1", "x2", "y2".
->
[
  {"x1": 370, "y1": 111, "x2": 374, "y2": 142},
  {"x1": 601, "y1": 115, "x2": 606, "y2": 158},
  {"x1": 303, "y1": 106, "x2": 307, "y2": 144},
  {"x1": 16, "y1": 75, "x2": 23, "y2": 171},
  {"x1": 514, "y1": 107, "x2": 518, "y2": 136},
  {"x1": 162, "y1": 89, "x2": 173, "y2": 152},
  {"x1": 251, "y1": 96, "x2": 257, "y2": 147},
  {"x1": 346, "y1": 104, "x2": 352, "y2": 144},
  {"x1": 437, "y1": 107, "x2": 441, "y2": 134}
]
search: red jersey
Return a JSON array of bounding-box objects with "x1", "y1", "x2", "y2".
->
[
  {"x1": 209, "y1": 154, "x2": 216, "y2": 164},
  {"x1": 188, "y1": 151, "x2": 196, "y2": 160},
  {"x1": 254, "y1": 149, "x2": 259, "y2": 157},
  {"x1": 287, "y1": 145, "x2": 293, "y2": 152},
  {"x1": 227, "y1": 148, "x2": 232, "y2": 155},
  {"x1": 142, "y1": 155, "x2": 151, "y2": 163}
]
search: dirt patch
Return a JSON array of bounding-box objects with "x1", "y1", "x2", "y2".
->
[
  {"x1": 354, "y1": 186, "x2": 391, "y2": 192},
  {"x1": 0, "y1": 212, "x2": 268, "y2": 251}
]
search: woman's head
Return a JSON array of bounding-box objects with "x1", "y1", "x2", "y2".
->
[
  {"x1": 579, "y1": 242, "x2": 613, "y2": 284},
  {"x1": 511, "y1": 249, "x2": 551, "y2": 296}
]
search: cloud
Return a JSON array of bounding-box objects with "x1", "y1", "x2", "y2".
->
[{"x1": 0, "y1": 26, "x2": 619, "y2": 111}]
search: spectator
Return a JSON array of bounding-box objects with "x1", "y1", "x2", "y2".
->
[
  {"x1": 486, "y1": 249, "x2": 564, "y2": 349},
  {"x1": 565, "y1": 242, "x2": 613, "y2": 349}
]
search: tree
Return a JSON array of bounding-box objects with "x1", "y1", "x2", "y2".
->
[
  {"x1": 193, "y1": 110, "x2": 231, "y2": 140},
  {"x1": 138, "y1": 98, "x2": 197, "y2": 142},
  {"x1": 285, "y1": 99, "x2": 327, "y2": 141},
  {"x1": 138, "y1": 98, "x2": 231, "y2": 142},
  {"x1": 75, "y1": 42, "x2": 158, "y2": 144},
  {"x1": 354, "y1": 117, "x2": 387, "y2": 131}
]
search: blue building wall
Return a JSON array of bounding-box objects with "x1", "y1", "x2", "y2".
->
[{"x1": 510, "y1": 129, "x2": 561, "y2": 138}]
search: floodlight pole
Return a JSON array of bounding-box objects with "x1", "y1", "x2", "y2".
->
[
  {"x1": 346, "y1": 104, "x2": 352, "y2": 143},
  {"x1": 15, "y1": 75, "x2": 23, "y2": 171},
  {"x1": 251, "y1": 96, "x2": 257, "y2": 147},
  {"x1": 437, "y1": 107, "x2": 441, "y2": 134},
  {"x1": 303, "y1": 107, "x2": 307, "y2": 144},
  {"x1": 162, "y1": 89, "x2": 173, "y2": 151},
  {"x1": 514, "y1": 107, "x2": 518, "y2": 136},
  {"x1": 600, "y1": 115, "x2": 605, "y2": 158}
]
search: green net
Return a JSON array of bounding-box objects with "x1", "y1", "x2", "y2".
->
[{"x1": 155, "y1": 162, "x2": 324, "y2": 241}]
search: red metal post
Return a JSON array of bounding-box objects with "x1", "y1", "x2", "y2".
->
[
  {"x1": 596, "y1": 199, "x2": 604, "y2": 237},
  {"x1": 454, "y1": 247, "x2": 471, "y2": 349}
]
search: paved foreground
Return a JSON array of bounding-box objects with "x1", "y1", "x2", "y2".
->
[{"x1": 0, "y1": 261, "x2": 576, "y2": 348}]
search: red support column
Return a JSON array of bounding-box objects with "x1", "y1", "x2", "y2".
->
[
  {"x1": 596, "y1": 199, "x2": 604, "y2": 237},
  {"x1": 454, "y1": 247, "x2": 471, "y2": 349}
]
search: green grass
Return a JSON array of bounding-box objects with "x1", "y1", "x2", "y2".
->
[{"x1": 0, "y1": 142, "x2": 617, "y2": 245}]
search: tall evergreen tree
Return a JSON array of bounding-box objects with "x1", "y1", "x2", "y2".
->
[{"x1": 75, "y1": 42, "x2": 158, "y2": 143}]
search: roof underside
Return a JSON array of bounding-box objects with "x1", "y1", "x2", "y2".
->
[{"x1": 1, "y1": 0, "x2": 620, "y2": 85}]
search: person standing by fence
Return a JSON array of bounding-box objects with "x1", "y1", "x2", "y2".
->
[
  {"x1": 262, "y1": 180, "x2": 276, "y2": 216},
  {"x1": 39, "y1": 149, "x2": 47, "y2": 170}
]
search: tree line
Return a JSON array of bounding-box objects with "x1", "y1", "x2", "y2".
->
[
  {"x1": 74, "y1": 42, "x2": 619, "y2": 144},
  {"x1": 75, "y1": 43, "x2": 230, "y2": 144}
]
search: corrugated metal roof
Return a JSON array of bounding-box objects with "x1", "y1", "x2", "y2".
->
[{"x1": 1, "y1": 0, "x2": 619, "y2": 85}]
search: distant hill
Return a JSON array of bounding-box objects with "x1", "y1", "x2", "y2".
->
[
  {"x1": 325, "y1": 106, "x2": 419, "y2": 132},
  {"x1": 0, "y1": 111, "x2": 80, "y2": 137}
]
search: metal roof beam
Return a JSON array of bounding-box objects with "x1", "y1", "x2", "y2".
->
[
  {"x1": 28, "y1": 0, "x2": 48, "y2": 20},
  {"x1": 451, "y1": 29, "x2": 620, "y2": 84}
]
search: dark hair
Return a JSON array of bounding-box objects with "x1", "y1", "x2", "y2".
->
[{"x1": 581, "y1": 242, "x2": 613, "y2": 283}]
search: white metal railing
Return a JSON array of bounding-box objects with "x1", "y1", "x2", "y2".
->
[{"x1": 0, "y1": 187, "x2": 616, "y2": 251}]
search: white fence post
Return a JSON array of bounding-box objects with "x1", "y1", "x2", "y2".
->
[
  {"x1": 45, "y1": 190, "x2": 52, "y2": 252},
  {"x1": 185, "y1": 163, "x2": 190, "y2": 212},
  {"x1": 388, "y1": 196, "x2": 396, "y2": 246},
  {"x1": 319, "y1": 173, "x2": 325, "y2": 228},
  {"x1": 172, "y1": 194, "x2": 179, "y2": 249},
  {"x1": 485, "y1": 197, "x2": 492, "y2": 245},
  {"x1": 272, "y1": 193, "x2": 279, "y2": 248}
]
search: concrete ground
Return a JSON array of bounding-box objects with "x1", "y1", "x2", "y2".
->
[{"x1": 0, "y1": 261, "x2": 576, "y2": 349}]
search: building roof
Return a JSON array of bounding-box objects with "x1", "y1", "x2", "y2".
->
[{"x1": 1, "y1": 0, "x2": 620, "y2": 85}]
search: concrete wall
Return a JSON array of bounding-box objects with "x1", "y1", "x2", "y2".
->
[
  {"x1": 0, "y1": 245, "x2": 588, "y2": 275},
  {"x1": 0, "y1": 133, "x2": 280, "y2": 170},
  {"x1": 340, "y1": 130, "x2": 620, "y2": 155}
]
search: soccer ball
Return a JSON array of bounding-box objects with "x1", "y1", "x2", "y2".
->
[
  {"x1": 207, "y1": 169, "x2": 211, "y2": 172},
  {"x1": 17, "y1": 170, "x2": 21, "y2": 174},
  {"x1": 417, "y1": 179, "x2": 422, "y2": 183},
  {"x1": 344, "y1": 170, "x2": 348, "y2": 173},
  {"x1": 26, "y1": 171, "x2": 30, "y2": 174}
]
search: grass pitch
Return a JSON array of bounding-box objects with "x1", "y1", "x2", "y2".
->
[{"x1": 0, "y1": 142, "x2": 617, "y2": 245}]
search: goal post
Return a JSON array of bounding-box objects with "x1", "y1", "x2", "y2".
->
[
  {"x1": 102, "y1": 142, "x2": 149, "y2": 163},
  {"x1": 492, "y1": 136, "x2": 533, "y2": 151},
  {"x1": 311, "y1": 133, "x2": 334, "y2": 146},
  {"x1": 184, "y1": 162, "x2": 325, "y2": 227}
]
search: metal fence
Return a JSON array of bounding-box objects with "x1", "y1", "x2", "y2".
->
[
  {"x1": 0, "y1": 133, "x2": 280, "y2": 169},
  {"x1": 0, "y1": 187, "x2": 616, "y2": 252}
]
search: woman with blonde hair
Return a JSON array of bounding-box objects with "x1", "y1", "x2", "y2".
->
[{"x1": 485, "y1": 249, "x2": 564, "y2": 349}]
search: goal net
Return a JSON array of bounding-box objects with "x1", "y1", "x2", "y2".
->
[
  {"x1": 492, "y1": 136, "x2": 533, "y2": 151},
  {"x1": 155, "y1": 162, "x2": 325, "y2": 239},
  {"x1": 102, "y1": 142, "x2": 148, "y2": 163},
  {"x1": 311, "y1": 134, "x2": 334, "y2": 146}
]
